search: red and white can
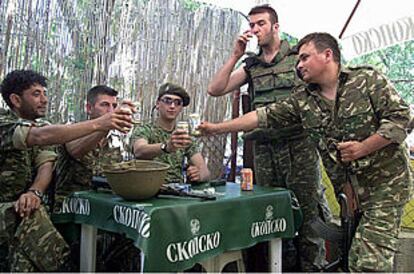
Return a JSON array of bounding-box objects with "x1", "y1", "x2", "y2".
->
[{"x1": 241, "y1": 168, "x2": 253, "y2": 191}]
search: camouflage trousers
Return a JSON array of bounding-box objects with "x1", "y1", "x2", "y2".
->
[
  {"x1": 0, "y1": 202, "x2": 70, "y2": 271},
  {"x1": 253, "y1": 137, "x2": 331, "y2": 271},
  {"x1": 349, "y1": 205, "x2": 403, "y2": 272}
]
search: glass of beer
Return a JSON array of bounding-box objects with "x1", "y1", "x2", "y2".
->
[
  {"x1": 188, "y1": 113, "x2": 201, "y2": 137},
  {"x1": 131, "y1": 101, "x2": 141, "y2": 125},
  {"x1": 119, "y1": 99, "x2": 141, "y2": 125}
]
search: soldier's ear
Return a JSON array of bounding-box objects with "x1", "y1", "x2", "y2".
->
[
  {"x1": 9, "y1": 93, "x2": 22, "y2": 109},
  {"x1": 324, "y1": 48, "x2": 334, "y2": 63},
  {"x1": 86, "y1": 102, "x2": 92, "y2": 115}
]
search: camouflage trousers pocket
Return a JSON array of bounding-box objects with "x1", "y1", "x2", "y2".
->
[
  {"x1": 0, "y1": 202, "x2": 17, "y2": 245},
  {"x1": 12, "y1": 206, "x2": 70, "y2": 271}
]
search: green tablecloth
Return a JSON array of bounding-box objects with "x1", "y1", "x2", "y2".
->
[{"x1": 52, "y1": 183, "x2": 301, "y2": 272}]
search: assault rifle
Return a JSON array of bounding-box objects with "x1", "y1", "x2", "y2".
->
[
  {"x1": 158, "y1": 184, "x2": 216, "y2": 201},
  {"x1": 310, "y1": 193, "x2": 361, "y2": 272}
]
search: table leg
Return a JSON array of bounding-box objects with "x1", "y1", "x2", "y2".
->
[
  {"x1": 269, "y1": 238, "x2": 282, "y2": 273},
  {"x1": 140, "y1": 252, "x2": 145, "y2": 272},
  {"x1": 80, "y1": 224, "x2": 97, "y2": 272}
]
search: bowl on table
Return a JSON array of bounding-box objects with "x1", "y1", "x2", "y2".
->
[{"x1": 104, "y1": 160, "x2": 170, "y2": 200}]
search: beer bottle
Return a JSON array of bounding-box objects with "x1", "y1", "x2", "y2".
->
[{"x1": 182, "y1": 155, "x2": 188, "y2": 184}]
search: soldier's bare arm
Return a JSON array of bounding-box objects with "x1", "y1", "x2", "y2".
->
[
  {"x1": 133, "y1": 129, "x2": 192, "y2": 159},
  {"x1": 188, "y1": 153, "x2": 210, "y2": 182},
  {"x1": 207, "y1": 32, "x2": 250, "y2": 96},
  {"x1": 26, "y1": 109, "x2": 132, "y2": 147},
  {"x1": 198, "y1": 110, "x2": 259, "y2": 136},
  {"x1": 65, "y1": 102, "x2": 137, "y2": 158},
  {"x1": 65, "y1": 131, "x2": 108, "y2": 159},
  {"x1": 15, "y1": 161, "x2": 53, "y2": 217},
  {"x1": 133, "y1": 138, "x2": 162, "y2": 159},
  {"x1": 208, "y1": 66, "x2": 248, "y2": 96}
]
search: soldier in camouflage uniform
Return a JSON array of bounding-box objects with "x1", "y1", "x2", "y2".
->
[
  {"x1": 207, "y1": 5, "x2": 329, "y2": 271},
  {"x1": 0, "y1": 70, "x2": 133, "y2": 271},
  {"x1": 54, "y1": 85, "x2": 141, "y2": 271},
  {"x1": 199, "y1": 32, "x2": 413, "y2": 272},
  {"x1": 132, "y1": 82, "x2": 210, "y2": 183},
  {"x1": 55, "y1": 85, "x2": 124, "y2": 210}
]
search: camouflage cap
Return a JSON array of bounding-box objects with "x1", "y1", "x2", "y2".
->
[{"x1": 158, "y1": 82, "x2": 190, "y2": 107}]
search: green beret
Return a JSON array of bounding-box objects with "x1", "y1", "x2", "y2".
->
[{"x1": 158, "y1": 82, "x2": 190, "y2": 107}]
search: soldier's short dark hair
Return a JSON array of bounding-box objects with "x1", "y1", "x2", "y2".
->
[
  {"x1": 248, "y1": 4, "x2": 278, "y2": 24},
  {"x1": 87, "y1": 85, "x2": 118, "y2": 105},
  {"x1": 0, "y1": 70, "x2": 48, "y2": 109},
  {"x1": 297, "y1": 32, "x2": 341, "y2": 64}
]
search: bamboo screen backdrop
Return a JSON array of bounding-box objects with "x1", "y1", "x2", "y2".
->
[{"x1": 1, "y1": 0, "x2": 413, "y2": 229}]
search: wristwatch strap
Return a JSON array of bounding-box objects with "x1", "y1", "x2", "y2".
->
[
  {"x1": 27, "y1": 188, "x2": 44, "y2": 199},
  {"x1": 160, "y1": 142, "x2": 170, "y2": 153}
]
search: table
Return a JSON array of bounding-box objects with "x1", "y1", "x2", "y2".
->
[{"x1": 52, "y1": 183, "x2": 301, "y2": 272}]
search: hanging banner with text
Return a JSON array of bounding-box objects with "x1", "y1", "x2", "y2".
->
[{"x1": 341, "y1": 15, "x2": 414, "y2": 60}]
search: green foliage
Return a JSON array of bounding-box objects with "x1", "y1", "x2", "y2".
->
[
  {"x1": 280, "y1": 32, "x2": 298, "y2": 47},
  {"x1": 180, "y1": 0, "x2": 201, "y2": 12},
  {"x1": 347, "y1": 40, "x2": 414, "y2": 104}
]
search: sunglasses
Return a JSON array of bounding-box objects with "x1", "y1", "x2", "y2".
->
[{"x1": 160, "y1": 97, "x2": 183, "y2": 106}]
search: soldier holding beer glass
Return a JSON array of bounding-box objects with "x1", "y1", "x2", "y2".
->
[{"x1": 131, "y1": 82, "x2": 210, "y2": 183}]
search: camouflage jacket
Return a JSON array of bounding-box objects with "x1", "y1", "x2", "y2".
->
[
  {"x1": 243, "y1": 40, "x2": 305, "y2": 142},
  {"x1": 131, "y1": 122, "x2": 200, "y2": 183},
  {"x1": 0, "y1": 108, "x2": 57, "y2": 203},
  {"x1": 257, "y1": 67, "x2": 413, "y2": 209},
  {"x1": 55, "y1": 132, "x2": 123, "y2": 201}
]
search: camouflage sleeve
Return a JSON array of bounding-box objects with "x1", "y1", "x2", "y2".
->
[
  {"x1": 130, "y1": 124, "x2": 152, "y2": 151},
  {"x1": 256, "y1": 97, "x2": 301, "y2": 129},
  {"x1": 185, "y1": 138, "x2": 201, "y2": 158},
  {"x1": 13, "y1": 124, "x2": 32, "y2": 149},
  {"x1": 0, "y1": 114, "x2": 33, "y2": 150},
  {"x1": 366, "y1": 69, "x2": 411, "y2": 143},
  {"x1": 130, "y1": 124, "x2": 152, "y2": 142},
  {"x1": 34, "y1": 149, "x2": 57, "y2": 169}
]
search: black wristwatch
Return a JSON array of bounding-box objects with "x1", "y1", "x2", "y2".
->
[
  {"x1": 27, "y1": 188, "x2": 44, "y2": 199},
  {"x1": 160, "y1": 142, "x2": 170, "y2": 153}
]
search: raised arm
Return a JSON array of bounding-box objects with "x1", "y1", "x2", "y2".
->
[
  {"x1": 198, "y1": 110, "x2": 259, "y2": 136},
  {"x1": 133, "y1": 129, "x2": 192, "y2": 159},
  {"x1": 65, "y1": 131, "x2": 108, "y2": 159},
  {"x1": 64, "y1": 100, "x2": 137, "y2": 158},
  {"x1": 26, "y1": 108, "x2": 132, "y2": 147},
  {"x1": 208, "y1": 65, "x2": 248, "y2": 97},
  {"x1": 133, "y1": 138, "x2": 164, "y2": 160},
  {"x1": 207, "y1": 32, "x2": 251, "y2": 96}
]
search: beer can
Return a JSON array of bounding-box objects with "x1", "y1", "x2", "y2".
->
[
  {"x1": 188, "y1": 113, "x2": 201, "y2": 137},
  {"x1": 176, "y1": 121, "x2": 189, "y2": 134},
  {"x1": 241, "y1": 168, "x2": 254, "y2": 191}
]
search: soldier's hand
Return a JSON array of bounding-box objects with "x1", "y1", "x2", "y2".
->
[
  {"x1": 14, "y1": 192, "x2": 41, "y2": 218},
  {"x1": 97, "y1": 109, "x2": 133, "y2": 133},
  {"x1": 337, "y1": 141, "x2": 369, "y2": 162},
  {"x1": 197, "y1": 121, "x2": 219, "y2": 136},
  {"x1": 118, "y1": 99, "x2": 137, "y2": 114},
  {"x1": 187, "y1": 165, "x2": 201, "y2": 182},
  {"x1": 232, "y1": 30, "x2": 251, "y2": 59},
  {"x1": 168, "y1": 129, "x2": 192, "y2": 152}
]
